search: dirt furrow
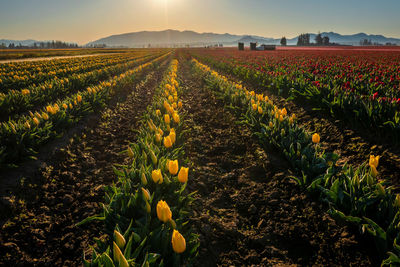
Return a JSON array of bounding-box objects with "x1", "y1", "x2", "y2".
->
[
  {"x1": 179, "y1": 58, "x2": 374, "y2": 266},
  {"x1": 0, "y1": 59, "x2": 170, "y2": 266}
]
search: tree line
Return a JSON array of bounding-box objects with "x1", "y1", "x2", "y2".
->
[{"x1": 0, "y1": 40, "x2": 79, "y2": 49}]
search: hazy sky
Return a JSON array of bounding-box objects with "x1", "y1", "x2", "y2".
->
[{"x1": 1, "y1": 0, "x2": 400, "y2": 44}]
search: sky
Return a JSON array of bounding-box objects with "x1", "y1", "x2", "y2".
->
[{"x1": 0, "y1": 0, "x2": 400, "y2": 45}]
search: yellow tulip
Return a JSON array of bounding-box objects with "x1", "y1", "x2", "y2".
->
[
  {"x1": 279, "y1": 115, "x2": 284, "y2": 122},
  {"x1": 172, "y1": 102, "x2": 177, "y2": 109},
  {"x1": 257, "y1": 106, "x2": 263, "y2": 114},
  {"x1": 168, "y1": 95, "x2": 174, "y2": 103},
  {"x1": 269, "y1": 121, "x2": 273, "y2": 128},
  {"x1": 178, "y1": 167, "x2": 189, "y2": 183},
  {"x1": 46, "y1": 105, "x2": 53, "y2": 113},
  {"x1": 169, "y1": 131, "x2": 176, "y2": 144},
  {"x1": 264, "y1": 95, "x2": 269, "y2": 101},
  {"x1": 156, "y1": 109, "x2": 161, "y2": 116},
  {"x1": 164, "y1": 114, "x2": 170, "y2": 124},
  {"x1": 369, "y1": 155, "x2": 380, "y2": 169},
  {"x1": 77, "y1": 94, "x2": 82, "y2": 102},
  {"x1": 24, "y1": 121, "x2": 31, "y2": 129},
  {"x1": 33, "y1": 117, "x2": 40, "y2": 126},
  {"x1": 42, "y1": 112, "x2": 49, "y2": 120},
  {"x1": 251, "y1": 99, "x2": 255, "y2": 105},
  {"x1": 168, "y1": 160, "x2": 179, "y2": 175},
  {"x1": 152, "y1": 169, "x2": 163, "y2": 184},
  {"x1": 113, "y1": 230, "x2": 126, "y2": 249},
  {"x1": 178, "y1": 101, "x2": 182, "y2": 108},
  {"x1": 62, "y1": 103, "x2": 68, "y2": 109},
  {"x1": 69, "y1": 103, "x2": 73, "y2": 109},
  {"x1": 171, "y1": 230, "x2": 186, "y2": 254},
  {"x1": 252, "y1": 104, "x2": 257, "y2": 111},
  {"x1": 173, "y1": 113, "x2": 180, "y2": 124},
  {"x1": 158, "y1": 128, "x2": 164, "y2": 136},
  {"x1": 312, "y1": 133, "x2": 320, "y2": 144},
  {"x1": 21, "y1": 89, "x2": 30, "y2": 95},
  {"x1": 281, "y1": 108, "x2": 287, "y2": 116},
  {"x1": 164, "y1": 136, "x2": 172, "y2": 148},
  {"x1": 156, "y1": 200, "x2": 172, "y2": 223}
]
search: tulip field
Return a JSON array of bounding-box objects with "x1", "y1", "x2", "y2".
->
[{"x1": 2, "y1": 47, "x2": 400, "y2": 266}]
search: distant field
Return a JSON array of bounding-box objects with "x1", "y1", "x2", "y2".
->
[{"x1": 0, "y1": 48, "x2": 138, "y2": 60}]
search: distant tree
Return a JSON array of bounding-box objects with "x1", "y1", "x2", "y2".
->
[
  {"x1": 280, "y1": 36, "x2": 287, "y2": 46},
  {"x1": 322, "y1": 36, "x2": 330, "y2": 46},
  {"x1": 297, "y1": 33, "x2": 310, "y2": 46},
  {"x1": 315, "y1": 32, "x2": 323, "y2": 45},
  {"x1": 360, "y1": 39, "x2": 372, "y2": 46}
]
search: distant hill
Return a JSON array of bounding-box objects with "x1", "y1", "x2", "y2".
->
[{"x1": 87, "y1": 30, "x2": 400, "y2": 47}]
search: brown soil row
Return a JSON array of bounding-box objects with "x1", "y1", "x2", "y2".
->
[
  {"x1": 178, "y1": 58, "x2": 375, "y2": 266},
  {"x1": 0, "y1": 59, "x2": 170, "y2": 266}
]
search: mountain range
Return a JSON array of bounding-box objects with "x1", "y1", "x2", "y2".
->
[{"x1": 2, "y1": 30, "x2": 399, "y2": 47}]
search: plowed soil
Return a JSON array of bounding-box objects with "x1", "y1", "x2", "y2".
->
[
  {"x1": 0, "y1": 59, "x2": 170, "y2": 266},
  {"x1": 179, "y1": 58, "x2": 375, "y2": 266}
]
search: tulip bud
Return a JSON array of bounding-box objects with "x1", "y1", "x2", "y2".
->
[
  {"x1": 178, "y1": 101, "x2": 182, "y2": 108},
  {"x1": 171, "y1": 230, "x2": 186, "y2": 254},
  {"x1": 178, "y1": 167, "x2": 189, "y2": 183},
  {"x1": 395, "y1": 194, "x2": 400, "y2": 208},
  {"x1": 142, "y1": 188, "x2": 151, "y2": 201},
  {"x1": 168, "y1": 160, "x2": 179, "y2": 175},
  {"x1": 312, "y1": 133, "x2": 320, "y2": 144},
  {"x1": 376, "y1": 183, "x2": 385, "y2": 196},
  {"x1": 156, "y1": 109, "x2": 161, "y2": 116},
  {"x1": 155, "y1": 133, "x2": 161, "y2": 143},
  {"x1": 24, "y1": 121, "x2": 31, "y2": 129},
  {"x1": 158, "y1": 128, "x2": 164, "y2": 136},
  {"x1": 141, "y1": 172, "x2": 147, "y2": 185},
  {"x1": 152, "y1": 169, "x2": 163, "y2": 184},
  {"x1": 149, "y1": 149, "x2": 157, "y2": 165},
  {"x1": 269, "y1": 121, "x2": 273, "y2": 128},
  {"x1": 156, "y1": 200, "x2": 172, "y2": 223},
  {"x1": 258, "y1": 106, "x2": 263, "y2": 114},
  {"x1": 113, "y1": 241, "x2": 129, "y2": 267},
  {"x1": 146, "y1": 201, "x2": 151, "y2": 213},
  {"x1": 113, "y1": 230, "x2": 126, "y2": 249},
  {"x1": 127, "y1": 146, "x2": 134, "y2": 159}
]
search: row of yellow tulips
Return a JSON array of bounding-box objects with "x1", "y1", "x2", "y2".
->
[
  {"x1": 0, "y1": 52, "x2": 164, "y2": 120},
  {"x1": 0, "y1": 50, "x2": 154, "y2": 92},
  {"x1": 191, "y1": 57, "x2": 400, "y2": 265},
  {"x1": 0, "y1": 53, "x2": 170, "y2": 167},
  {"x1": 83, "y1": 58, "x2": 198, "y2": 266}
]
